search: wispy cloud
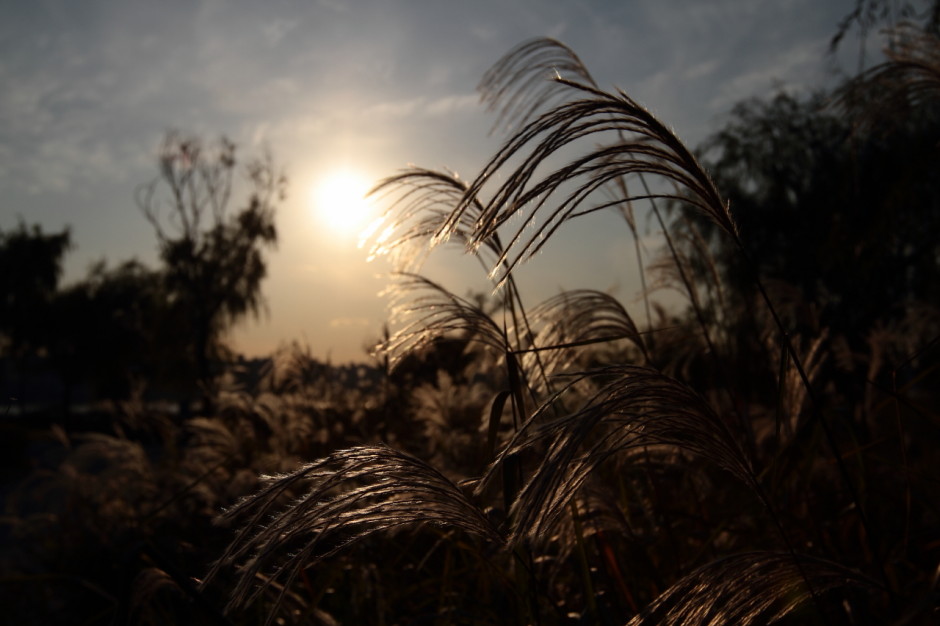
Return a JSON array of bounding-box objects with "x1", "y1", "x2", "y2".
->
[
  {"x1": 708, "y1": 37, "x2": 826, "y2": 111},
  {"x1": 364, "y1": 93, "x2": 479, "y2": 119},
  {"x1": 425, "y1": 93, "x2": 479, "y2": 115},
  {"x1": 330, "y1": 317, "x2": 371, "y2": 328},
  {"x1": 262, "y1": 18, "x2": 298, "y2": 46},
  {"x1": 364, "y1": 97, "x2": 427, "y2": 119},
  {"x1": 684, "y1": 59, "x2": 718, "y2": 80},
  {"x1": 470, "y1": 24, "x2": 497, "y2": 42}
]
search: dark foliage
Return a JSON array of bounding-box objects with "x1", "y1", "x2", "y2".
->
[
  {"x1": 0, "y1": 222, "x2": 71, "y2": 360},
  {"x1": 137, "y1": 133, "x2": 284, "y2": 411}
]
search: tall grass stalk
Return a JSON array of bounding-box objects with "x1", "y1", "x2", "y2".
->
[{"x1": 207, "y1": 35, "x2": 939, "y2": 624}]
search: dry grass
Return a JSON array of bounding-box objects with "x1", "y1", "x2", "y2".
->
[
  {"x1": 206, "y1": 35, "x2": 940, "y2": 624},
  {"x1": 5, "y1": 30, "x2": 937, "y2": 626}
]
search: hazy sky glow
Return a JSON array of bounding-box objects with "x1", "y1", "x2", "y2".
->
[{"x1": 2, "y1": 0, "x2": 869, "y2": 362}]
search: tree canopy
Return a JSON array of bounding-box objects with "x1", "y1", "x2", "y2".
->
[
  {"x1": 136, "y1": 133, "x2": 285, "y2": 410},
  {"x1": 0, "y1": 222, "x2": 71, "y2": 360},
  {"x1": 693, "y1": 89, "x2": 940, "y2": 340}
]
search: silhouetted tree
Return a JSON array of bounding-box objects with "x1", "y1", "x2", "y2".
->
[
  {"x1": 666, "y1": 26, "x2": 940, "y2": 410},
  {"x1": 0, "y1": 222, "x2": 71, "y2": 360},
  {"x1": 136, "y1": 133, "x2": 285, "y2": 414},
  {"x1": 48, "y1": 260, "x2": 169, "y2": 410},
  {"x1": 690, "y1": 90, "x2": 940, "y2": 337},
  {"x1": 0, "y1": 223, "x2": 72, "y2": 416}
]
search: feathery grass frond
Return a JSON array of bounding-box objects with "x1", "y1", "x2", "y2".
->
[
  {"x1": 440, "y1": 82, "x2": 735, "y2": 288},
  {"x1": 363, "y1": 168, "x2": 504, "y2": 272},
  {"x1": 837, "y1": 23, "x2": 940, "y2": 124},
  {"x1": 185, "y1": 417, "x2": 240, "y2": 460},
  {"x1": 769, "y1": 329, "x2": 829, "y2": 440},
  {"x1": 479, "y1": 37, "x2": 599, "y2": 134},
  {"x1": 128, "y1": 567, "x2": 188, "y2": 625},
  {"x1": 493, "y1": 365, "x2": 754, "y2": 542},
  {"x1": 521, "y1": 289, "x2": 649, "y2": 380},
  {"x1": 627, "y1": 551, "x2": 872, "y2": 625},
  {"x1": 373, "y1": 273, "x2": 511, "y2": 370},
  {"x1": 480, "y1": 37, "x2": 662, "y2": 338},
  {"x1": 208, "y1": 445, "x2": 503, "y2": 618},
  {"x1": 364, "y1": 169, "x2": 556, "y2": 398}
]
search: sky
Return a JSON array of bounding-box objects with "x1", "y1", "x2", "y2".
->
[{"x1": 1, "y1": 0, "x2": 873, "y2": 363}]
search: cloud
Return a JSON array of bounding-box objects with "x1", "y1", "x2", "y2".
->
[
  {"x1": 364, "y1": 97, "x2": 426, "y2": 119},
  {"x1": 363, "y1": 92, "x2": 479, "y2": 120},
  {"x1": 316, "y1": 0, "x2": 352, "y2": 13},
  {"x1": 544, "y1": 21, "x2": 568, "y2": 40},
  {"x1": 470, "y1": 24, "x2": 497, "y2": 41},
  {"x1": 708, "y1": 37, "x2": 826, "y2": 111},
  {"x1": 330, "y1": 317, "x2": 371, "y2": 328},
  {"x1": 262, "y1": 18, "x2": 297, "y2": 46},
  {"x1": 684, "y1": 59, "x2": 718, "y2": 80},
  {"x1": 425, "y1": 93, "x2": 479, "y2": 115}
]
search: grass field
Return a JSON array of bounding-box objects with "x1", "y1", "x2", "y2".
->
[{"x1": 3, "y1": 31, "x2": 939, "y2": 626}]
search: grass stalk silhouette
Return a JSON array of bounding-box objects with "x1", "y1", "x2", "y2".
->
[{"x1": 205, "y1": 35, "x2": 938, "y2": 624}]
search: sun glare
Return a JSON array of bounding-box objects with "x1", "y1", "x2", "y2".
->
[{"x1": 311, "y1": 170, "x2": 374, "y2": 237}]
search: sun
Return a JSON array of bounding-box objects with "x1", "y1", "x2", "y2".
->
[{"x1": 310, "y1": 169, "x2": 374, "y2": 236}]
